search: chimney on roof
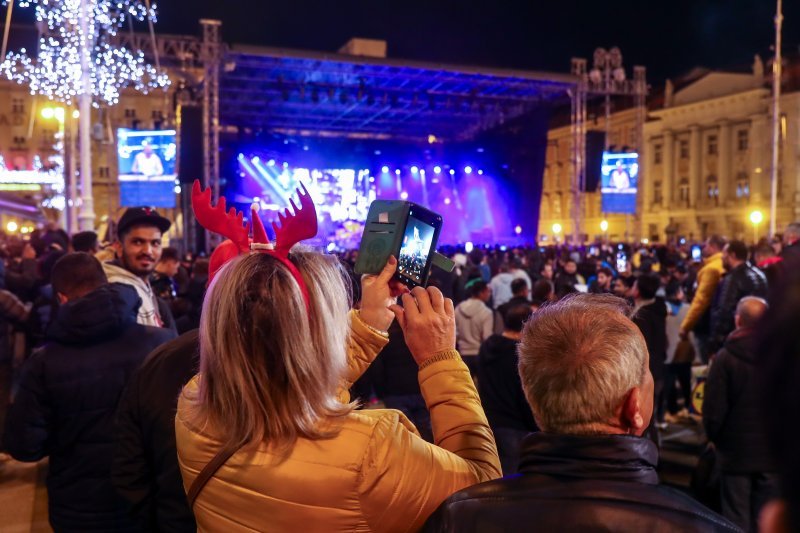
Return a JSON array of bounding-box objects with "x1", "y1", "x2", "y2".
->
[{"x1": 338, "y1": 38, "x2": 387, "y2": 58}]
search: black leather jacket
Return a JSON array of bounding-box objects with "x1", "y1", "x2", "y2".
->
[
  {"x1": 424, "y1": 432, "x2": 740, "y2": 533},
  {"x1": 711, "y1": 262, "x2": 767, "y2": 351}
]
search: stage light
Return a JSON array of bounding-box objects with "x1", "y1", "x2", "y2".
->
[
  {"x1": 267, "y1": 159, "x2": 276, "y2": 167},
  {"x1": 434, "y1": 166, "x2": 442, "y2": 174},
  {"x1": 327, "y1": 242, "x2": 337, "y2": 252},
  {"x1": 444, "y1": 197, "x2": 451, "y2": 205},
  {"x1": 381, "y1": 166, "x2": 389, "y2": 173},
  {"x1": 395, "y1": 169, "x2": 401, "y2": 176},
  {"x1": 369, "y1": 177, "x2": 375, "y2": 183},
  {"x1": 253, "y1": 156, "x2": 260, "y2": 163},
  {"x1": 449, "y1": 169, "x2": 455, "y2": 175},
  {"x1": 515, "y1": 225, "x2": 522, "y2": 235},
  {"x1": 478, "y1": 169, "x2": 484, "y2": 175},
  {"x1": 464, "y1": 166, "x2": 473, "y2": 174},
  {"x1": 374, "y1": 150, "x2": 382, "y2": 155},
  {"x1": 283, "y1": 162, "x2": 289, "y2": 168},
  {"x1": 500, "y1": 245, "x2": 508, "y2": 252},
  {"x1": 420, "y1": 169, "x2": 426, "y2": 176},
  {"x1": 411, "y1": 166, "x2": 419, "y2": 173},
  {"x1": 400, "y1": 191, "x2": 408, "y2": 200},
  {"x1": 428, "y1": 134, "x2": 437, "y2": 144},
  {"x1": 20, "y1": 227, "x2": 29, "y2": 234},
  {"x1": 303, "y1": 145, "x2": 309, "y2": 151},
  {"x1": 238, "y1": 153, "x2": 245, "y2": 160},
  {"x1": 477, "y1": 147, "x2": 485, "y2": 153},
  {"x1": 173, "y1": 185, "x2": 181, "y2": 194},
  {"x1": 6, "y1": 221, "x2": 18, "y2": 233},
  {"x1": 465, "y1": 242, "x2": 474, "y2": 253}
]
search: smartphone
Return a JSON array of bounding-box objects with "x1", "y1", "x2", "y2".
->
[
  {"x1": 691, "y1": 245, "x2": 702, "y2": 262},
  {"x1": 589, "y1": 246, "x2": 599, "y2": 257},
  {"x1": 354, "y1": 200, "x2": 443, "y2": 288},
  {"x1": 616, "y1": 251, "x2": 628, "y2": 273}
]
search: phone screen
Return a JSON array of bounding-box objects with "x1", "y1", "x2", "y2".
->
[
  {"x1": 616, "y1": 252, "x2": 628, "y2": 273},
  {"x1": 691, "y1": 245, "x2": 702, "y2": 262},
  {"x1": 398, "y1": 212, "x2": 437, "y2": 285}
]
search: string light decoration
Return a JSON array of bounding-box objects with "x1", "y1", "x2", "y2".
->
[{"x1": 0, "y1": 0, "x2": 170, "y2": 105}]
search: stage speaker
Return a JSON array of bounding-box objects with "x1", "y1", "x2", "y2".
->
[
  {"x1": 584, "y1": 130, "x2": 605, "y2": 192},
  {"x1": 178, "y1": 106, "x2": 203, "y2": 184}
]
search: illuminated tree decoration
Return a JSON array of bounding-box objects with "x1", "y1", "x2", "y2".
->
[{"x1": 1, "y1": 0, "x2": 170, "y2": 105}]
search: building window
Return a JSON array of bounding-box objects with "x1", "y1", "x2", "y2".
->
[
  {"x1": 11, "y1": 98, "x2": 24, "y2": 113},
  {"x1": 679, "y1": 139, "x2": 689, "y2": 159},
  {"x1": 707, "y1": 135, "x2": 718, "y2": 156},
  {"x1": 653, "y1": 180, "x2": 663, "y2": 204},
  {"x1": 654, "y1": 144, "x2": 662, "y2": 164},
  {"x1": 124, "y1": 108, "x2": 137, "y2": 118},
  {"x1": 706, "y1": 176, "x2": 719, "y2": 205},
  {"x1": 679, "y1": 178, "x2": 690, "y2": 205},
  {"x1": 99, "y1": 166, "x2": 111, "y2": 178},
  {"x1": 737, "y1": 130, "x2": 749, "y2": 151},
  {"x1": 736, "y1": 173, "x2": 750, "y2": 199}
]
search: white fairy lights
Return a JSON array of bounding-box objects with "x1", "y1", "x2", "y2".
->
[{"x1": 1, "y1": 0, "x2": 170, "y2": 106}]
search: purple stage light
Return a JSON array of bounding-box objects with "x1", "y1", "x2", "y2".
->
[
  {"x1": 464, "y1": 166, "x2": 473, "y2": 174},
  {"x1": 395, "y1": 169, "x2": 401, "y2": 175},
  {"x1": 434, "y1": 166, "x2": 442, "y2": 174},
  {"x1": 400, "y1": 191, "x2": 409, "y2": 200},
  {"x1": 267, "y1": 159, "x2": 275, "y2": 166},
  {"x1": 449, "y1": 169, "x2": 455, "y2": 175},
  {"x1": 381, "y1": 165, "x2": 389, "y2": 173},
  {"x1": 478, "y1": 169, "x2": 484, "y2": 175},
  {"x1": 411, "y1": 166, "x2": 419, "y2": 173}
]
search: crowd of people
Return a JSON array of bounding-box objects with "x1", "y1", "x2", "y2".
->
[{"x1": 0, "y1": 204, "x2": 798, "y2": 532}]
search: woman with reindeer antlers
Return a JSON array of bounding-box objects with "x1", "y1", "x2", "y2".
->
[{"x1": 174, "y1": 181, "x2": 500, "y2": 532}]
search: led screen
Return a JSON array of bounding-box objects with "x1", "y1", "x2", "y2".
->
[
  {"x1": 600, "y1": 151, "x2": 638, "y2": 214},
  {"x1": 117, "y1": 128, "x2": 177, "y2": 208}
]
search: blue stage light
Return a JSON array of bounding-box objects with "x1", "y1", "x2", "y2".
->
[
  {"x1": 369, "y1": 177, "x2": 375, "y2": 183},
  {"x1": 449, "y1": 169, "x2": 455, "y2": 175},
  {"x1": 444, "y1": 197, "x2": 451, "y2": 205},
  {"x1": 411, "y1": 166, "x2": 419, "y2": 173},
  {"x1": 382, "y1": 166, "x2": 390, "y2": 173},
  {"x1": 465, "y1": 242, "x2": 474, "y2": 253},
  {"x1": 395, "y1": 169, "x2": 401, "y2": 175},
  {"x1": 238, "y1": 153, "x2": 245, "y2": 159},
  {"x1": 267, "y1": 159, "x2": 276, "y2": 167},
  {"x1": 400, "y1": 191, "x2": 408, "y2": 200},
  {"x1": 478, "y1": 169, "x2": 484, "y2": 175},
  {"x1": 434, "y1": 166, "x2": 442, "y2": 174},
  {"x1": 252, "y1": 156, "x2": 260, "y2": 163},
  {"x1": 464, "y1": 166, "x2": 473, "y2": 174}
]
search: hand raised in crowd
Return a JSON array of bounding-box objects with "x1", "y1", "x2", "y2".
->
[
  {"x1": 390, "y1": 285, "x2": 456, "y2": 366},
  {"x1": 22, "y1": 243, "x2": 36, "y2": 260},
  {"x1": 359, "y1": 255, "x2": 406, "y2": 332}
]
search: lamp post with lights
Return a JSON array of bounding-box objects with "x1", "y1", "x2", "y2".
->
[
  {"x1": 750, "y1": 210, "x2": 764, "y2": 245},
  {"x1": 600, "y1": 219, "x2": 609, "y2": 242}
]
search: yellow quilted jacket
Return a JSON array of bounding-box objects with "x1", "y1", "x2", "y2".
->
[
  {"x1": 175, "y1": 311, "x2": 501, "y2": 532},
  {"x1": 681, "y1": 252, "x2": 725, "y2": 332}
]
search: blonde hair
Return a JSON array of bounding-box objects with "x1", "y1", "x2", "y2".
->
[
  {"x1": 184, "y1": 248, "x2": 354, "y2": 450},
  {"x1": 517, "y1": 293, "x2": 647, "y2": 435}
]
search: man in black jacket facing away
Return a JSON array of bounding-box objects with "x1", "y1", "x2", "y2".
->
[
  {"x1": 3, "y1": 253, "x2": 175, "y2": 532},
  {"x1": 425, "y1": 294, "x2": 737, "y2": 532},
  {"x1": 477, "y1": 304, "x2": 537, "y2": 474},
  {"x1": 632, "y1": 272, "x2": 668, "y2": 428},
  {"x1": 710, "y1": 240, "x2": 768, "y2": 353},
  {"x1": 704, "y1": 296, "x2": 776, "y2": 532}
]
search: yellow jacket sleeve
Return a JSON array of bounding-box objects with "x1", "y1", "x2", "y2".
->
[
  {"x1": 358, "y1": 351, "x2": 502, "y2": 532},
  {"x1": 681, "y1": 261, "x2": 723, "y2": 332},
  {"x1": 337, "y1": 310, "x2": 390, "y2": 404}
]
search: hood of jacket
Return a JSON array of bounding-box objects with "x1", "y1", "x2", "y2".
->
[
  {"x1": 723, "y1": 327, "x2": 757, "y2": 364},
  {"x1": 457, "y1": 298, "x2": 490, "y2": 319},
  {"x1": 47, "y1": 283, "x2": 141, "y2": 344},
  {"x1": 518, "y1": 432, "x2": 659, "y2": 485},
  {"x1": 103, "y1": 261, "x2": 149, "y2": 291},
  {"x1": 480, "y1": 334, "x2": 519, "y2": 364}
]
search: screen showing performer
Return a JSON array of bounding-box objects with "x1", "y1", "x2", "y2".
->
[
  {"x1": 600, "y1": 151, "x2": 638, "y2": 214},
  {"x1": 117, "y1": 128, "x2": 177, "y2": 208},
  {"x1": 398, "y1": 215, "x2": 436, "y2": 284}
]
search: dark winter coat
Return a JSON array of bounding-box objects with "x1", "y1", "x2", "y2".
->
[
  {"x1": 710, "y1": 263, "x2": 767, "y2": 352},
  {"x1": 633, "y1": 298, "x2": 668, "y2": 381},
  {"x1": 476, "y1": 334, "x2": 537, "y2": 433},
  {"x1": 113, "y1": 329, "x2": 199, "y2": 532},
  {"x1": 424, "y1": 433, "x2": 739, "y2": 532},
  {"x1": 703, "y1": 328, "x2": 775, "y2": 473},
  {"x1": 3, "y1": 283, "x2": 175, "y2": 532}
]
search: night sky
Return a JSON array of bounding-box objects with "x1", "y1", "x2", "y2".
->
[{"x1": 150, "y1": 0, "x2": 800, "y2": 85}]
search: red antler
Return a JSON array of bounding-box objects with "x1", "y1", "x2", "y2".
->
[
  {"x1": 191, "y1": 180, "x2": 251, "y2": 253},
  {"x1": 272, "y1": 183, "x2": 318, "y2": 256}
]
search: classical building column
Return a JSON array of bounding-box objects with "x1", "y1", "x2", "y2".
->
[
  {"x1": 662, "y1": 129, "x2": 674, "y2": 208},
  {"x1": 750, "y1": 114, "x2": 768, "y2": 204},
  {"x1": 718, "y1": 120, "x2": 732, "y2": 204},
  {"x1": 689, "y1": 125, "x2": 702, "y2": 208}
]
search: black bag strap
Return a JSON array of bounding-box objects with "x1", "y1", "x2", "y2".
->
[{"x1": 186, "y1": 445, "x2": 239, "y2": 508}]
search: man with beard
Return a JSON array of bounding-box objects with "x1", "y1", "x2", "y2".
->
[{"x1": 103, "y1": 207, "x2": 176, "y2": 331}]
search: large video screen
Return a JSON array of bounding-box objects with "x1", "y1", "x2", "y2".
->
[
  {"x1": 117, "y1": 128, "x2": 177, "y2": 208},
  {"x1": 600, "y1": 151, "x2": 638, "y2": 214}
]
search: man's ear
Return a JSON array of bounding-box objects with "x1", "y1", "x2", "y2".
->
[
  {"x1": 112, "y1": 240, "x2": 122, "y2": 258},
  {"x1": 621, "y1": 387, "x2": 646, "y2": 435}
]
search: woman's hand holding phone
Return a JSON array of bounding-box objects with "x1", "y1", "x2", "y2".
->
[
  {"x1": 360, "y1": 256, "x2": 409, "y2": 332},
  {"x1": 389, "y1": 286, "x2": 456, "y2": 366}
]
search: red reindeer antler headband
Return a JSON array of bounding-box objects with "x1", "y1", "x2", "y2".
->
[{"x1": 191, "y1": 179, "x2": 318, "y2": 310}]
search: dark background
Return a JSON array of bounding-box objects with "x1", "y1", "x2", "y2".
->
[{"x1": 152, "y1": 0, "x2": 800, "y2": 84}]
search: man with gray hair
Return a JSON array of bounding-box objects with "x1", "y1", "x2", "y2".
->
[
  {"x1": 781, "y1": 221, "x2": 800, "y2": 264},
  {"x1": 704, "y1": 296, "x2": 776, "y2": 532},
  {"x1": 425, "y1": 294, "x2": 738, "y2": 532}
]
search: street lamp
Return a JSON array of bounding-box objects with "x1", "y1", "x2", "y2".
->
[
  {"x1": 552, "y1": 223, "x2": 563, "y2": 244},
  {"x1": 600, "y1": 219, "x2": 609, "y2": 242},
  {"x1": 750, "y1": 210, "x2": 764, "y2": 244}
]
